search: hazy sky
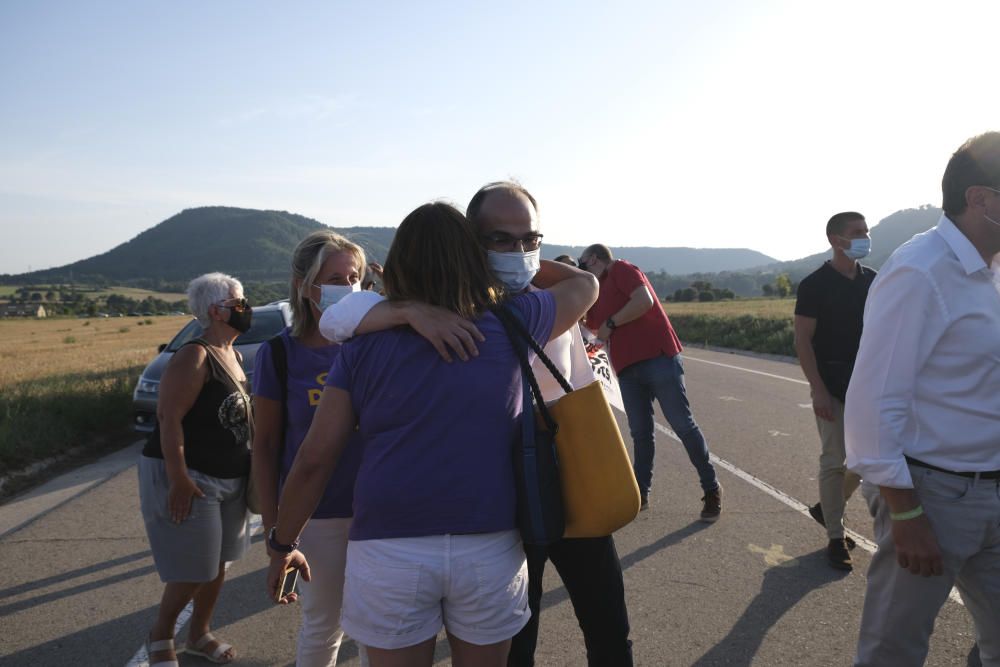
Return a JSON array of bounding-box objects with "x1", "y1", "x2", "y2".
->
[{"x1": 2, "y1": 1, "x2": 998, "y2": 275}]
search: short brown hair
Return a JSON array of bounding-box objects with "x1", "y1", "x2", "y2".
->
[
  {"x1": 825, "y1": 212, "x2": 865, "y2": 237},
  {"x1": 942, "y1": 132, "x2": 1000, "y2": 217},
  {"x1": 289, "y1": 230, "x2": 366, "y2": 337},
  {"x1": 383, "y1": 202, "x2": 504, "y2": 319},
  {"x1": 466, "y1": 181, "x2": 539, "y2": 234},
  {"x1": 583, "y1": 244, "x2": 613, "y2": 262},
  {"x1": 553, "y1": 254, "x2": 577, "y2": 267}
]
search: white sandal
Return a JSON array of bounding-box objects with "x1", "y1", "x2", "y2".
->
[
  {"x1": 186, "y1": 632, "x2": 235, "y2": 664},
  {"x1": 146, "y1": 636, "x2": 179, "y2": 667}
]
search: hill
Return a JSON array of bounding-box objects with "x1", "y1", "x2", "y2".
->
[
  {"x1": 1, "y1": 207, "x2": 395, "y2": 286},
  {"x1": 542, "y1": 246, "x2": 776, "y2": 274},
  {"x1": 2, "y1": 206, "x2": 778, "y2": 286},
  {"x1": 644, "y1": 206, "x2": 943, "y2": 298},
  {"x1": 752, "y1": 205, "x2": 942, "y2": 281}
]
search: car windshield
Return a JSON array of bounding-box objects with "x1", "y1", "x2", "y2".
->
[{"x1": 166, "y1": 309, "x2": 287, "y2": 351}]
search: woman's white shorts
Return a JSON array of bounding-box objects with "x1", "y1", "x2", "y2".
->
[{"x1": 341, "y1": 530, "x2": 530, "y2": 650}]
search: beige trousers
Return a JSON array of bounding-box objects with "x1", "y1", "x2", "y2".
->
[{"x1": 816, "y1": 397, "x2": 861, "y2": 540}]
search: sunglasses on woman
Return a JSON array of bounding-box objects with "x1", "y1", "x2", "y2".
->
[{"x1": 216, "y1": 297, "x2": 250, "y2": 313}]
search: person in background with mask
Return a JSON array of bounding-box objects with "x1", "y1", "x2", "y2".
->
[
  {"x1": 252, "y1": 231, "x2": 370, "y2": 666},
  {"x1": 139, "y1": 272, "x2": 253, "y2": 666},
  {"x1": 846, "y1": 132, "x2": 1000, "y2": 666},
  {"x1": 793, "y1": 212, "x2": 876, "y2": 572}
]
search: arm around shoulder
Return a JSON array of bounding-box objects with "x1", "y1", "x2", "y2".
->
[{"x1": 546, "y1": 266, "x2": 599, "y2": 339}]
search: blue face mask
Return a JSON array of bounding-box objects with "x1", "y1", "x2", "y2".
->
[
  {"x1": 487, "y1": 249, "x2": 541, "y2": 292},
  {"x1": 312, "y1": 282, "x2": 360, "y2": 311},
  {"x1": 839, "y1": 237, "x2": 871, "y2": 260}
]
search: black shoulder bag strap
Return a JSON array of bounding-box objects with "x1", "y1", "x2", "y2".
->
[
  {"x1": 495, "y1": 304, "x2": 574, "y2": 396},
  {"x1": 492, "y1": 303, "x2": 567, "y2": 544}
]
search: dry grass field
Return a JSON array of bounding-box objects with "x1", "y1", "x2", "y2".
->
[
  {"x1": 662, "y1": 297, "x2": 795, "y2": 319},
  {"x1": 0, "y1": 315, "x2": 191, "y2": 476},
  {"x1": 0, "y1": 315, "x2": 188, "y2": 388},
  {"x1": 662, "y1": 298, "x2": 797, "y2": 358}
]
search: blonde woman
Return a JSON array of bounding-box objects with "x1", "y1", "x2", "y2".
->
[{"x1": 252, "y1": 230, "x2": 479, "y2": 665}]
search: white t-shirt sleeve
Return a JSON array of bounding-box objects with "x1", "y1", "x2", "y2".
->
[
  {"x1": 566, "y1": 322, "x2": 598, "y2": 390},
  {"x1": 318, "y1": 291, "x2": 386, "y2": 343}
]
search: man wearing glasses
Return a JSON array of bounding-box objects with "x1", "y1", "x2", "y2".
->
[
  {"x1": 466, "y1": 182, "x2": 634, "y2": 667},
  {"x1": 577, "y1": 245, "x2": 721, "y2": 522}
]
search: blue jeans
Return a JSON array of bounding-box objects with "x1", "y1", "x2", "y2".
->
[{"x1": 617, "y1": 354, "x2": 718, "y2": 495}]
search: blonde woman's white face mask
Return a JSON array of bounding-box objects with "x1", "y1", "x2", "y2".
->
[{"x1": 313, "y1": 282, "x2": 361, "y2": 311}]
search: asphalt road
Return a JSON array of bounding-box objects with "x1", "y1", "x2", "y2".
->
[{"x1": 0, "y1": 348, "x2": 981, "y2": 666}]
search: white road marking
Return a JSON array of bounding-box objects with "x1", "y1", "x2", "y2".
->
[
  {"x1": 125, "y1": 516, "x2": 264, "y2": 667},
  {"x1": 768, "y1": 430, "x2": 791, "y2": 437},
  {"x1": 683, "y1": 353, "x2": 809, "y2": 385},
  {"x1": 652, "y1": 421, "x2": 964, "y2": 606},
  {"x1": 798, "y1": 403, "x2": 812, "y2": 409},
  {"x1": 718, "y1": 396, "x2": 744, "y2": 402}
]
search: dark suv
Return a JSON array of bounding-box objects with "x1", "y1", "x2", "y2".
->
[{"x1": 132, "y1": 300, "x2": 292, "y2": 432}]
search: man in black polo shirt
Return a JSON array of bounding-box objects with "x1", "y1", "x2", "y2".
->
[{"x1": 794, "y1": 211, "x2": 877, "y2": 571}]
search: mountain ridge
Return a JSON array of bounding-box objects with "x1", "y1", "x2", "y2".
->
[
  {"x1": 1, "y1": 205, "x2": 944, "y2": 295},
  {"x1": 1, "y1": 206, "x2": 778, "y2": 285}
]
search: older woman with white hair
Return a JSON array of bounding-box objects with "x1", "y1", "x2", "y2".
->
[{"x1": 139, "y1": 272, "x2": 254, "y2": 666}]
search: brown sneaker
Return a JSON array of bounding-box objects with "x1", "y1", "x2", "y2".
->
[
  {"x1": 700, "y1": 486, "x2": 722, "y2": 523},
  {"x1": 827, "y1": 538, "x2": 854, "y2": 571}
]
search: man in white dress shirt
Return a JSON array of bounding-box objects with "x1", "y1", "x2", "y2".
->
[{"x1": 845, "y1": 132, "x2": 1000, "y2": 666}]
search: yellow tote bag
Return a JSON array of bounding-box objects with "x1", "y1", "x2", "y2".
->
[
  {"x1": 496, "y1": 303, "x2": 641, "y2": 538},
  {"x1": 539, "y1": 379, "x2": 641, "y2": 538}
]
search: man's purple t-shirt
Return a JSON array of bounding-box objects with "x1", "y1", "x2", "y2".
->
[
  {"x1": 325, "y1": 291, "x2": 557, "y2": 541},
  {"x1": 253, "y1": 328, "x2": 363, "y2": 519}
]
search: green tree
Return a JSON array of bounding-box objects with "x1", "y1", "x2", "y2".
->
[{"x1": 775, "y1": 273, "x2": 792, "y2": 297}]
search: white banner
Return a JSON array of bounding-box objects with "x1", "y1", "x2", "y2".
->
[{"x1": 587, "y1": 346, "x2": 624, "y2": 412}]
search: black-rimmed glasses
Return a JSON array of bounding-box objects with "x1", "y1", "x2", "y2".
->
[{"x1": 481, "y1": 232, "x2": 544, "y2": 252}]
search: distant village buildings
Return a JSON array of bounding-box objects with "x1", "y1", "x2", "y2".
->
[{"x1": 2, "y1": 304, "x2": 47, "y2": 318}]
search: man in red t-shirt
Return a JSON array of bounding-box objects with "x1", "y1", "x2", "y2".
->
[{"x1": 579, "y1": 244, "x2": 721, "y2": 522}]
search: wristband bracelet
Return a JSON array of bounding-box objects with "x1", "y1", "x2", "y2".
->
[{"x1": 889, "y1": 505, "x2": 924, "y2": 521}]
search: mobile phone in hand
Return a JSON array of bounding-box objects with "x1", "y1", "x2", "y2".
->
[{"x1": 275, "y1": 566, "x2": 299, "y2": 602}]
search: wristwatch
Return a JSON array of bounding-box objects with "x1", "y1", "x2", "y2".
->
[
  {"x1": 605, "y1": 317, "x2": 618, "y2": 331},
  {"x1": 267, "y1": 526, "x2": 300, "y2": 554}
]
